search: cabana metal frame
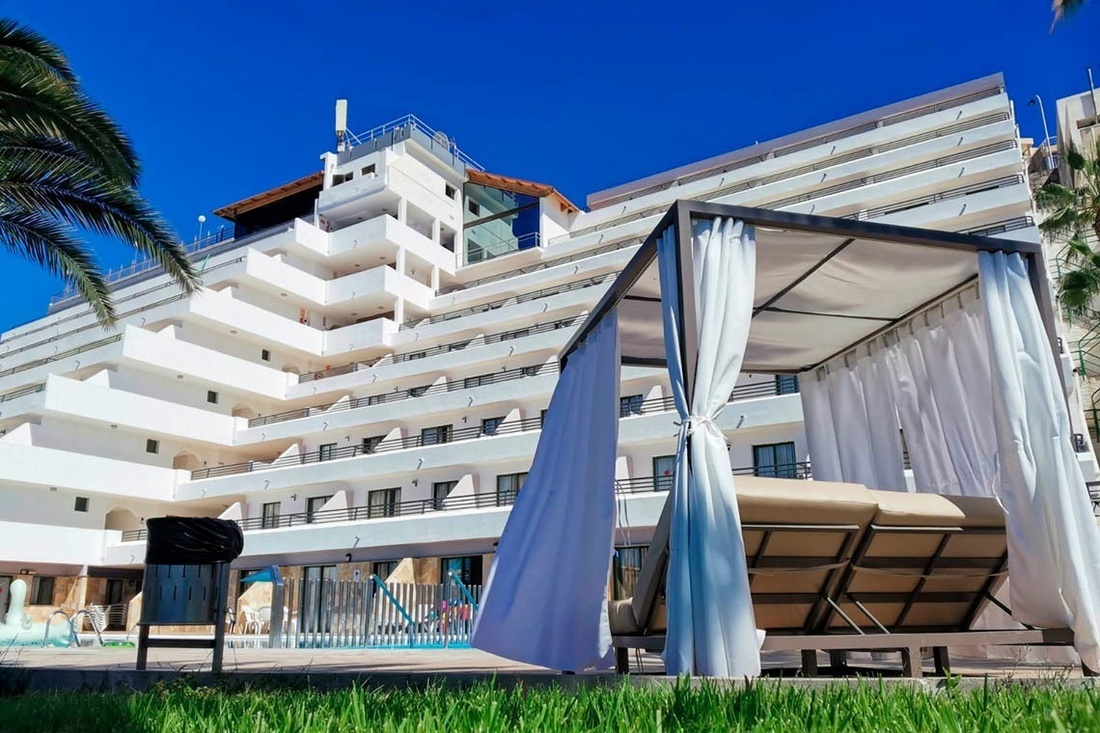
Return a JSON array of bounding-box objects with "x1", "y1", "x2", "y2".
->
[{"x1": 557, "y1": 201, "x2": 1081, "y2": 677}]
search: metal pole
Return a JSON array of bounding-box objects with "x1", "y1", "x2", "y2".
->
[{"x1": 1032, "y1": 95, "x2": 1055, "y2": 171}]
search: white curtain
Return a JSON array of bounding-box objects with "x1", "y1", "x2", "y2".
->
[
  {"x1": 470, "y1": 310, "x2": 620, "y2": 671},
  {"x1": 798, "y1": 354, "x2": 906, "y2": 491},
  {"x1": 979, "y1": 251, "x2": 1100, "y2": 671},
  {"x1": 660, "y1": 217, "x2": 763, "y2": 677}
]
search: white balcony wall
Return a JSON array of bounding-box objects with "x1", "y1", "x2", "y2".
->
[
  {"x1": 120, "y1": 326, "x2": 291, "y2": 399},
  {"x1": 0, "y1": 441, "x2": 180, "y2": 500},
  {"x1": 42, "y1": 374, "x2": 240, "y2": 446},
  {"x1": 320, "y1": 315, "x2": 396, "y2": 357},
  {"x1": 0, "y1": 521, "x2": 111, "y2": 568},
  {"x1": 285, "y1": 325, "x2": 571, "y2": 403},
  {"x1": 252, "y1": 370, "x2": 557, "y2": 446}
]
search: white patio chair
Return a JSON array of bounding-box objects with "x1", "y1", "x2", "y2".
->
[{"x1": 241, "y1": 606, "x2": 263, "y2": 634}]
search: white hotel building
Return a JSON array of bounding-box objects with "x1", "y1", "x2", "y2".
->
[{"x1": 0, "y1": 73, "x2": 1094, "y2": 626}]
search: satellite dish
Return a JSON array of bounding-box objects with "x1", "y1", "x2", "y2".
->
[{"x1": 433, "y1": 130, "x2": 450, "y2": 148}]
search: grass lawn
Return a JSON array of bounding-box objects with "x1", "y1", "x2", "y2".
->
[{"x1": 0, "y1": 678, "x2": 1096, "y2": 732}]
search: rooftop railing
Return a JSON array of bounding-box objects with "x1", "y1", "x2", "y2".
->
[
  {"x1": 122, "y1": 460, "x2": 814, "y2": 542},
  {"x1": 345, "y1": 114, "x2": 483, "y2": 171},
  {"x1": 198, "y1": 378, "x2": 798, "y2": 479}
]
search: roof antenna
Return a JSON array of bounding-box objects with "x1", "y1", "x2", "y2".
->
[{"x1": 335, "y1": 99, "x2": 348, "y2": 152}]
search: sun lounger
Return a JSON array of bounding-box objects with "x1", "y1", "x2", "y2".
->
[{"x1": 609, "y1": 479, "x2": 1077, "y2": 677}]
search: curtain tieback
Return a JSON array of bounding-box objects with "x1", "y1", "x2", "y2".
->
[{"x1": 675, "y1": 413, "x2": 720, "y2": 441}]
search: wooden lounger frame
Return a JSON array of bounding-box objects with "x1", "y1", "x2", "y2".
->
[{"x1": 612, "y1": 517, "x2": 1083, "y2": 678}]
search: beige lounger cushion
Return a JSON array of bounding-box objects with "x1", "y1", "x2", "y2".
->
[
  {"x1": 837, "y1": 489, "x2": 1007, "y2": 631},
  {"x1": 608, "y1": 599, "x2": 640, "y2": 635}
]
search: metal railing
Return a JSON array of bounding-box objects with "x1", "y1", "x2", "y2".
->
[
  {"x1": 49, "y1": 227, "x2": 234, "y2": 306},
  {"x1": 123, "y1": 460, "x2": 813, "y2": 542},
  {"x1": 4, "y1": 254, "x2": 247, "y2": 345},
  {"x1": 297, "y1": 314, "x2": 584, "y2": 384},
  {"x1": 594, "y1": 86, "x2": 1004, "y2": 209},
  {"x1": 0, "y1": 382, "x2": 45, "y2": 402},
  {"x1": 249, "y1": 361, "x2": 559, "y2": 430},
  {"x1": 465, "y1": 232, "x2": 541, "y2": 265},
  {"x1": 854, "y1": 175, "x2": 1025, "y2": 221},
  {"x1": 399, "y1": 272, "x2": 613, "y2": 330},
  {"x1": 0, "y1": 334, "x2": 122, "y2": 379},
  {"x1": 345, "y1": 114, "x2": 483, "y2": 171},
  {"x1": 204, "y1": 378, "x2": 797, "y2": 479}
]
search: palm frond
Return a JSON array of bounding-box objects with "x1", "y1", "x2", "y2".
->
[
  {"x1": 0, "y1": 208, "x2": 113, "y2": 324},
  {"x1": 0, "y1": 64, "x2": 140, "y2": 186},
  {"x1": 0, "y1": 150, "x2": 198, "y2": 293},
  {"x1": 0, "y1": 19, "x2": 75, "y2": 84}
]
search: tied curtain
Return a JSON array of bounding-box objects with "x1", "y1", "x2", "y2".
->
[
  {"x1": 660, "y1": 217, "x2": 763, "y2": 677},
  {"x1": 980, "y1": 251, "x2": 1100, "y2": 672},
  {"x1": 470, "y1": 310, "x2": 621, "y2": 672}
]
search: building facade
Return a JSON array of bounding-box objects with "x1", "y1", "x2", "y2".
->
[{"x1": 0, "y1": 73, "x2": 1092, "y2": 628}]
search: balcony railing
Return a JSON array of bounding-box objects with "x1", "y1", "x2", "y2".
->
[
  {"x1": 297, "y1": 314, "x2": 584, "y2": 384},
  {"x1": 249, "y1": 361, "x2": 559, "y2": 430},
  {"x1": 121, "y1": 461, "x2": 814, "y2": 542},
  {"x1": 399, "y1": 273, "x2": 613, "y2": 330},
  {"x1": 0, "y1": 334, "x2": 121, "y2": 380},
  {"x1": 199, "y1": 378, "x2": 799, "y2": 480},
  {"x1": 344, "y1": 114, "x2": 483, "y2": 171}
]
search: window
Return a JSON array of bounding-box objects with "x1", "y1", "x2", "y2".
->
[
  {"x1": 620, "y1": 394, "x2": 644, "y2": 417},
  {"x1": 444, "y1": 184, "x2": 456, "y2": 199},
  {"x1": 612, "y1": 547, "x2": 647, "y2": 600},
  {"x1": 481, "y1": 417, "x2": 504, "y2": 436},
  {"x1": 753, "y1": 441, "x2": 799, "y2": 479},
  {"x1": 368, "y1": 488, "x2": 401, "y2": 518},
  {"x1": 207, "y1": 390, "x2": 219, "y2": 404},
  {"x1": 30, "y1": 576, "x2": 55, "y2": 605},
  {"x1": 261, "y1": 349, "x2": 271, "y2": 362},
  {"x1": 261, "y1": 502, "x2": 280, "y2": 529},
  {"x1": 441, "y1": 555, "x2": 483, "y2": 590},
  {"x1": 319, "y1": 443, "x2": 337, "y2": 461},
  {"x1": 653, "y1": 455, "x2": 676, "y2": 491},
  {"x1": 433, "y1": 480, "x2": 457, "y2": 510},
  {"x1": 145, "y1": 439, "x2": 159, "y2": 454},
  {"x1": 408, "y1": 385, "x2": 430, "y2": 397},
  {"x1": 540, "y1": 409, "x2": 548, "y2": 427},
  {"x1": 496, "y1": 472, "x2": 527, "y2": 505},
  {"x1": 74, "y1": 496, "x2": 89, "y2": 512},
  {"x1": 361, "y1": 164, "x2": 376, "y2": 176},
  {"x1": 421, "y1": 424, "x2": 451, "y2": 446},
  {"x1": 467, "y1": 199, "x2": 481, "y2": 216},
  {"x1": 775, "y1": 375, "x2": 799, "y2": 395},
  {"x1": 372, "y1": 560, "x2": 398, "y2": 581},
  {"x1": 332, "y1": 170, "x2": 354, "y2": 185},
  {"x1": 306, "y1": 495, "x2": 331, "y2": 523},
  {"x1": 462, "y1": 180, "x2": 540, "y2": 265},
  {"x1": 361, "y1": 436, "x2": 385, "y2": 454}
]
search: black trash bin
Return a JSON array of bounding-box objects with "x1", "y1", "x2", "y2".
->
[{"x1": 136, "y1": 517, "x2": 244, "y2": 672}]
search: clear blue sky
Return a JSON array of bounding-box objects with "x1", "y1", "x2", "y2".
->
[{"x1": 2, "y1": 0, "x2": 1097, "y2": 331}]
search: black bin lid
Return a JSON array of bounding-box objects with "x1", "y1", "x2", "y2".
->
[{"x1": 144, "y1": 516, "x2": 244, "y2": 565}]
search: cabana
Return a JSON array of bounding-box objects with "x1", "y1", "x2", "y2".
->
[{"x1": 470, "y1": 202, "x2": 1100, "y2": 677}]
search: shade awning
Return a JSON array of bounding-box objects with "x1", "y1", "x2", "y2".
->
[{"x1": 569, "y1": 203, "x2": 1045, "y2": 374}]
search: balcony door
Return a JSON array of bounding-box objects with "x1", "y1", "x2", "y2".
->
[{"x1": 753, "y1": 441, "x2": 798, "y2": 478}]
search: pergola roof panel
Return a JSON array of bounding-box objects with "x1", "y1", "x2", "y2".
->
[{"x1": 564, "y1": 203, "x2": 1046, "y2": 375}]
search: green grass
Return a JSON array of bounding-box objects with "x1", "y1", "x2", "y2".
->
[{"x1": 0, "y1": 679, "x2": 1096, "y2": 732}]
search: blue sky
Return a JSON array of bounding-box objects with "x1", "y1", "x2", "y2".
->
[{"x1": 2, "y1": 0, "x2": 1097, "y2": 331}]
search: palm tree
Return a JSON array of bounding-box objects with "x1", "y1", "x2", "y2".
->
[
  {"x1": 0, "y1": 19, "x2": 197, "y2": 326},
  {"x1": 1051, "y1": 0, "x2": 1088, "y2": 30},
  {"x1": 1039, "y1": 142, "x2": 1100, "y2": 319}
]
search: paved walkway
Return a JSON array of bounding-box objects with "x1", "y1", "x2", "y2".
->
[{"x1": 0, "y1": 645, "x2": 1089, "y2": 694}]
